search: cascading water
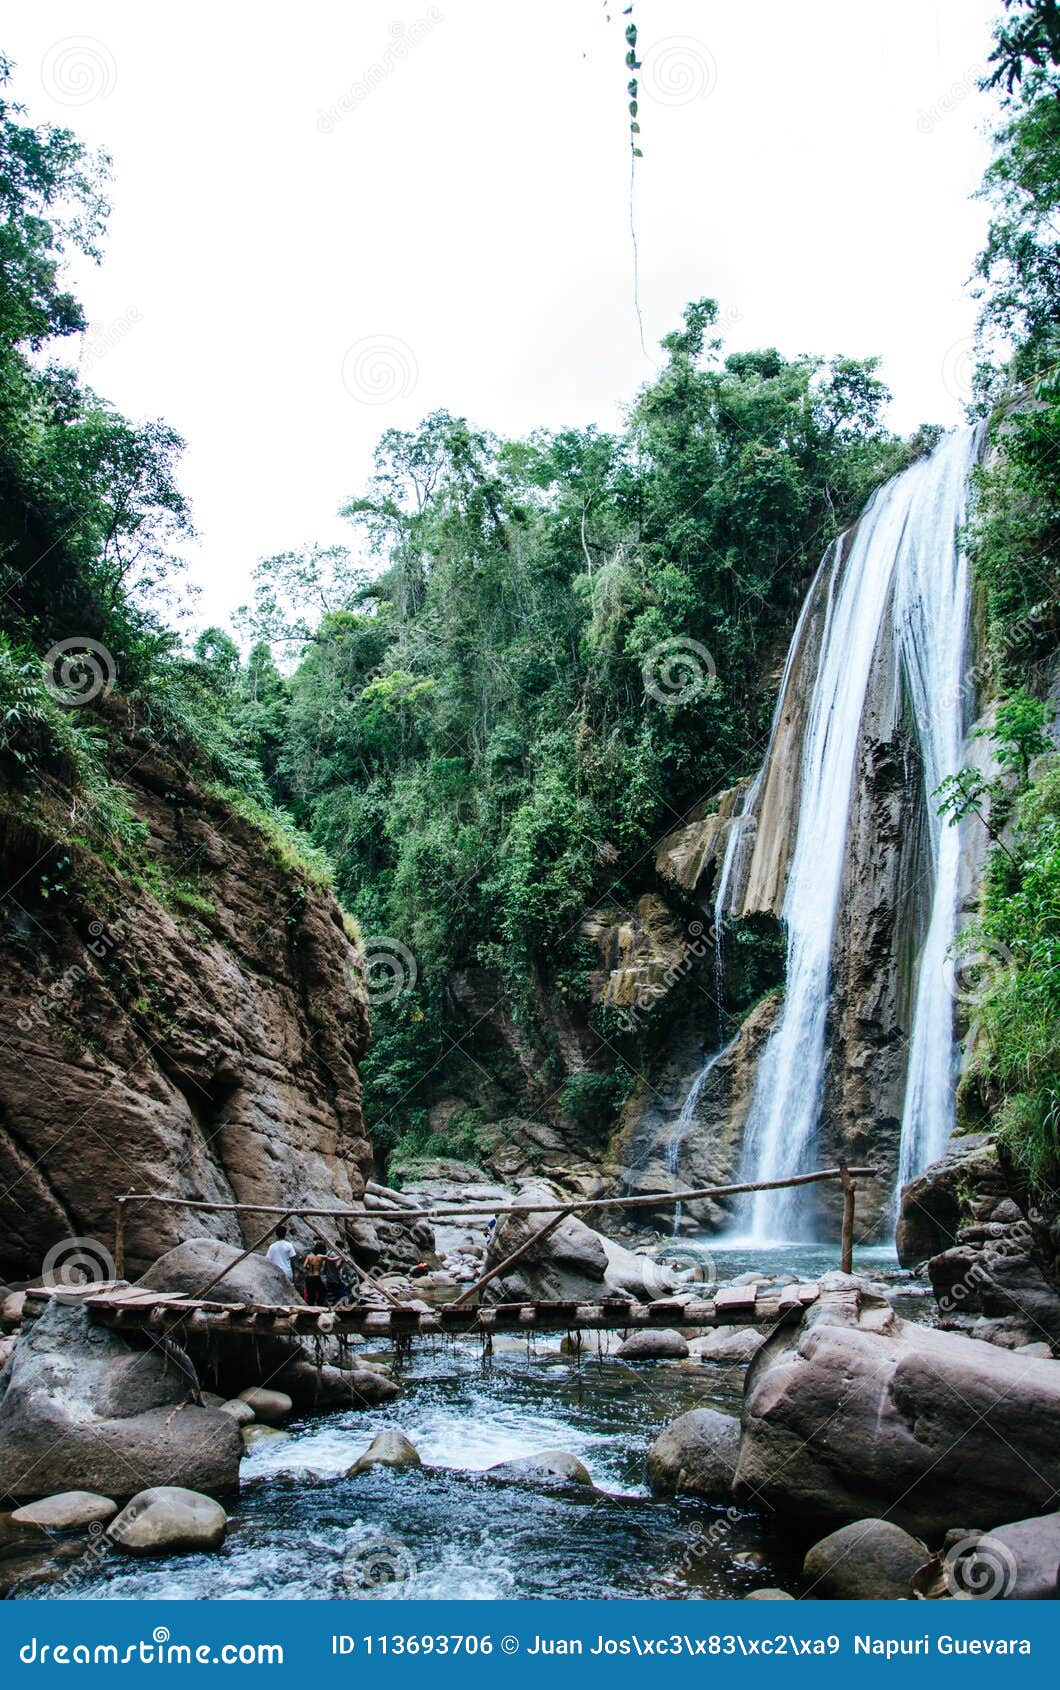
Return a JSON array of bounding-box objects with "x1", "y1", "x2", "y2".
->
[{"x1": 729, "y1": 427, "x2": 983, "y2": 1242}]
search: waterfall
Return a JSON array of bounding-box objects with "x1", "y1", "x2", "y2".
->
[
  {"x1": 729, "y1": 427, "x2": 983, "y2": 1242},
  {"x1": 894, "y1": 425, "x2": 986, "y2": 1186}
]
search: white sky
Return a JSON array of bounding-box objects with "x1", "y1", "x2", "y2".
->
[{"x1": 4, "y1": 0, "x2": 1000, "y2": 634}]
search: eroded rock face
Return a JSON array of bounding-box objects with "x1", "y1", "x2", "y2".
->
[
  {"x1": 736, "y1": 1291, "x2": 1060, "y2": 1535},
  {"x1": 0, "y1": 1299, "x2": 241, "y2": 1502},
  {"x1": 0, "y1": 713, "x2": 374, "y2": 1281}
]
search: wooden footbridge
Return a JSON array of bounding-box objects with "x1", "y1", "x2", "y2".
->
[{"x1": 34, "y1": 1165, "x2": 876, "y2": 1344}]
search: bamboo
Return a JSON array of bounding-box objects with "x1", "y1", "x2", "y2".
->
[{"x1": 113, "y1": 1165, "x2": 879, "y2": 1228}]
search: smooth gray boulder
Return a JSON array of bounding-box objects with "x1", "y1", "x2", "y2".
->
[
  {"x1": 10, "y1": 1491, "x2": 118, "y2": 1532},
  {"x1": 689, "y1": 1327, "x2": 767, "y2": 1364},
  {"x1": 236, "y1": 1387, "x2": 292, "y2": 1425},
  {"x1": 109, "y1": 1486, "x2": 227, "y2": 1556},
  {"x1": 218, "y1": 1399, "x2": 255, "y2": 1426},
  {"x1": 346, "y1": 1429, "x2": 422, "y2": 1475},
  {"x1": 736, "y1": 1295, "x2": 1060, "y2": 1534},
  {"x1": 487, "y1": 1449, "x2": 593, "y2": 1488},
  {"x1": 616, "y1": 1328, "x2": 688, "y2": 1361},
  {"x1": 987, "y1": 1511, "x2": 1060, "y2": 1600},
  {"x1": 135, "y1": 1238, "x2": 295, "y2": 1306},
  {"x1": 803, "y1": 1519, "x2": 928, "y2": 1599},
  {"x1": 647, "y1": 1407, "x2": 740, "y2": 1501},
  {"x1": 745, "y1": 1588, "x2": 795, "y2": 1600},
  {"x1": 0, "y1": 1300, "x2": 241, "y2": 1502}
]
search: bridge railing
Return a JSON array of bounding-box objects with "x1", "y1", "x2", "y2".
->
[{"x1": 110, "y1": 1163, "x2": 877, "y2": 1302}]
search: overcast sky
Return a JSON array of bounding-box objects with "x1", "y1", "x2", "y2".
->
[{"x1": 4, "y1": 0, "x2": 1000, "y2": 634}]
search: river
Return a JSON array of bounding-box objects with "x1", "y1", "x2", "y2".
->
[{"x1": 18, "y1": 1244, "x2": 915, "y2": 1602}]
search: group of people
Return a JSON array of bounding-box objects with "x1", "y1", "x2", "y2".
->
[{"x1": 264, "y1": 1225, "x2": 346, "y2": 1306}]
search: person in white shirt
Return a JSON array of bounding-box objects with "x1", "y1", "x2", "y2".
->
[{"x1": 265, "y1": 1224, "x2": 299, "y2": 1281}]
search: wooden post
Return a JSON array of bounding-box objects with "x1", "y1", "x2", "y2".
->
[
  {"x1": 839, "y1": 1162, "x2": 856, "y2": 1275},
  {"x1": 113, "y1": 1197, "x2": 127, "y2": 1281}
]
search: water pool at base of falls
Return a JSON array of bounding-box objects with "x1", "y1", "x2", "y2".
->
[{"x1": 13, "y1": 1244, "x2": 921, "y2": 1604}]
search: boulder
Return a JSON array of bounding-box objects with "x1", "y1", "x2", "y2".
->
[
  {"x1": 745, "y1": 1588, "x2": 795, "y2": 1600},
  {"x1": 272, "y1": 1356, "x2": 397, "y2": 1412},
  {"x1": 896, "y1": 1135, "x2": 999, "y2": 1266},
  {"x1": 736, "y1": 1293, "x2": 1060, "y2": 1534},
  {"x1": 803, "y1": 1519, "x2": 927, "y2": 1599},
  {"x1": 241, "y1": 1425, "x2": 290, "y2": 1449},
  {"x1": 647, "y1": 1408, "x2": 740, "y2": 1502},
  {"x1": 0, "y1": 1299, "x2": 241, "y2": 1502},
  {"x1": 10, "y1": 1491, "x2": 118, "y2": 1532},
  {"x1": 487, "y1": 1449, "x2": 593, "y2": 1488},
  {"x1": 236, "y1": 1387, "x2": 292, "y2": 1426},
  {"x1": 689, "y1": 1327, "x2": 767, "y2": 1364},
  {"x1": 483, "y1": 1184, "x2": 608, "y2": 1301},
  {"x1": 108, "y1": 1486, "x2": 227, "y2": 1556},
  {"x1": 616, "y1": 1329, "x2": 689, "y2": 1361},
  {"x1": 346, "y1": 1429, "x2": 422, "y2": 1475},
  {"x1": 136, "y1": 1239, "x2": 294, "y2": 1308},
  {"x1": 1, "y1": 1291, "x2": 24, "y2": 1331},
  {"x1": 218, "y1": 1399, "x2": 255, "y2": 1426},
  {"x1": 987, "y1": 1511, "x2": 1060, "y2": 1600}
]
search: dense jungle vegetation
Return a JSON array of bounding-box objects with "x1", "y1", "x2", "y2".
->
[{"x1": 1, "y1": 2, "x2": 1059, "y2": 1189}]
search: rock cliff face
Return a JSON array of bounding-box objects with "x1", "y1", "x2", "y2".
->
[{"x1": 0, "y1": 706, "x2": 375, "y2": 1281}]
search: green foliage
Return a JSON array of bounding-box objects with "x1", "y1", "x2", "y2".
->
[
  {"x1": 559, "y1": 1068, "x2": 633, "y2": 1132},
  {"x1": 970, "y1": 760, "x2": 1060, "y2": 1192},
  {"x1": 236, "y1": 319, "x2": 903, "y2": 1140}
]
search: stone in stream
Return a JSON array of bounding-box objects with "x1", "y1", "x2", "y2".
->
[
  {"x1": 687, "y1": 1327, "x2": 766, "y2": 1364},
  {"x1": 241, "y1": 1425, "x2": 291, "y2": 1450},
  {"x1": 0, "y1": 1299, "x2": 242, "y2": 1502},
  {"x1": 736, "y1": 1291, "x2": 1060, "y2": 1534},
  {"x1": 486, "y1": 1449, "x2": 593, "y2": 1488},
  {"x1": 616, "y1": 1328, "x2": 688, "y2": 1361},
  {"x1": 647, "y1": 1408, "x2": 740, "y2": 1502},
  {"x1": 10, "y1": 1491, "x2": 118, "y2": 1532},
  {"x1": 744, "y1": 1588, "x2": 795, "y2": 1600},
  {"x1": 802, "y1": 1519, "x2": 928, "y2": 1599},
  {"x1": 346, "y1": 1429, "x2": 422, "y2": 1475},
  {"x1": 236, "y1": 1387, "x2": 292, "y2": 1425},
  {"x1": 108, "y1": 1486, "x2": 227, "y2": 1556},
  {"x1": 218, "y1": 1399, "x2": 255, "y2": 1426}
]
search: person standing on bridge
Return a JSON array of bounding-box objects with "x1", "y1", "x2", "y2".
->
[
  {"x1": 302, "y1": 1238, "x2": 335, "y2": 1306},
  {"x1": 265, "y1": 1224, "x2": 299, "y2": 1283}
]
